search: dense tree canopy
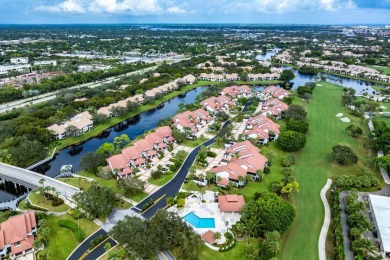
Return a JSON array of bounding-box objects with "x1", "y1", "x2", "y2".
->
[
  {"x1": 110, "y1": 210, "x2": 202, "y2": 259},
  {"x1": 332, "y1": 145, "x2": 358, "y2": 165},
  {"x1": 284, "y1": 105, "x2": 307, "y2": 121},
  {"x1": 241, "y1": 192, "x2": 295, "y2": 236},
  {"x1": 79, "y1": 152, "x2": 107, "y2": 174},
  {"x1": 73, "y1": 182, "x2": 116, "y2": 219},
  {"x1": 277, "y1": 130, "x2": 307, "y2": 152},
  {"x1": 118, "y1": 177, "x2": 145, "y2": 196},
  {"x1": 279, "y1": 70, "x2": 295, "y2": 82},
  {"x1": 286, "y1": 118, "x2": 309, "y2": 133}
]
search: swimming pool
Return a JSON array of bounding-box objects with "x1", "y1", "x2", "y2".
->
[{"x1": 183, "y1": 212, "x2": 215, "y2": 228}]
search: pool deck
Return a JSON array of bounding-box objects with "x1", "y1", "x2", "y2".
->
[{"x1": 169, "y1": 191, "x2": 242, "y2": 245}]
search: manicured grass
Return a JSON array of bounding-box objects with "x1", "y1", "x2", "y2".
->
[
  {"x1": 181, "y1": 136, "x2": 209, "y2": 148},
  {"x1": 78, "y1": 171, "x2": 119, "y2": 191},
  {"x1": 148, "y1": 172, "x2": 175, "y2": 186},
  {"x1": 199, "y1": 238, "x2": 260, "y2": 260},
  {"x1": 60, "y1": 177, "x2": 92, "y2": 190},
  {"x1": 128, "y1": 192, "x2": 149, "y2": 203},
  {"x1": 280, "y1": 82, "x2": 372, "y2": 260},
  {"x1": 45, "y1": 214, "x2": 98, "y2": 260},
  {"x1": 17, "y1": 198, "x2": 29, "y2": 210},
  {"x1": 29, "y1": 192, "x2": 70, "y2": 212}
]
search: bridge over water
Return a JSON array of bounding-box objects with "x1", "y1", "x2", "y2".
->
[{"x1": 0, "y1": 162, "x2": 79, "y2": 198}]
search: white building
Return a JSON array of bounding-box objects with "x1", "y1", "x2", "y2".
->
[
  {"x1": 34, "y1": 60, "x2": 57, "y2": 67},
  {"x1": 368, "y1": 194, "x2": 390, "y2": 257},
  {"x1": 10, "y1": 57, "x2": 29, "y2": 64},
  {"x1": 0, "y1": 64, "x2": 31, "y2": 74}
]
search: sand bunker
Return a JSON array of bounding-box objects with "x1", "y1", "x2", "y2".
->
[
  {"x1": 336, "y1": 113, "x2": 343, "y2": 117},
  {"x1": 340, "y1": 117, "x2": 350, "y2": 123},
  {"x1": 317, "y1": 84, "x2": 323, "y2": 86},
  {"x1": 380, "y1": 106, "x2": 386, "y2": 109}
]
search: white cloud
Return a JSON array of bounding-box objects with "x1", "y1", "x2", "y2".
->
[
  {"x1": 219, "y1": 0, "x2": 356, "y2": 14},
  {"x1": 88, "y1": 0, "x2": 162, "y2": 15},
  {"x1": 34, "y1": 0, "x2": 357, "y2": 16},
  {"x1": 35, "y1": 0, "x2": 85, "y2": 13},
  {"x1": 167, "y1": 6, "x2": 186, "y2": 14}
]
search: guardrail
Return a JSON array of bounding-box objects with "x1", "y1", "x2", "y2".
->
[{"x1": 26, "y1": 147, "x2": 57, "y2": 170}]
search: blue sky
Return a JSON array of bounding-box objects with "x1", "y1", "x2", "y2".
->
[{"x1": 1, "y1": 0, "x2": 389, "y2": 24}]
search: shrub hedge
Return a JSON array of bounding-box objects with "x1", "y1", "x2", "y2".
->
[{"x1": 58, "y1": 219, "x2": 85, "y2": 242}]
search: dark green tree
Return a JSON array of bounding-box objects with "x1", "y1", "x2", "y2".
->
[
  {"x1": 79, "y1": 152, "x2": 107, "y2": 174},
  {"x1": 73, "y1": 182, "x2": 116, "y2": 219},
  {"x1": 241, "y1": 192, "x2": 295, "y2": 236},
  {"x1": 332, "y1": 145, "x2": 358, "y2": 165},
  {"x1": 277, "y1": 130, "x2": 306, "y2": 152}
]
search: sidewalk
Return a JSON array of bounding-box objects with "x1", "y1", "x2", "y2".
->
[{"x1": 318, "y1": 179, "x2": 332, "y2": 260}]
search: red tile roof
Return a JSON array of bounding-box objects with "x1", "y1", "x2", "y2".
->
[
  {"x1": 217, "y1": 177, "x2": 230, "y2": 186},
  {"x1": 218, "y1": 195, "x2": 246, "y2": 212},
  {"x1": 107, "y1": 154, "x2": 128, "y2": 170},
  {"x1": 263, "y1": 86, "x2": 290, "y2": 99},
  {"x1": 0, "y1": 211, "x2": 36, "y2": 255},
  {"x1": 202, "y1": 230, "x2": 216, "y2": 244}
]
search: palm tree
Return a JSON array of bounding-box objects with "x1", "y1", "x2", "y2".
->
[
  {"x1": 238, "y1": 176, "x2": 245, "y2": 189},
  {"x1": 104, "y1": 242, "x2": 111, "y2": 260},
  {"x1": 39, "y1": 178, "x2": 46, "y2": 203},
  {"x1": 189, "y1": 165, "x2": 196, "y2": 175},
  {"x1": 214, "y1": 232, "x2": 221, "y2": 244},
  {"x1": 256, "y1": 170, "x2": 263, "y2": 182},
  {"x1": 187, "y1": 181, "x2": 197, "y2": 194},
  {"x1": 200, "y1": 189, "x2": 206, "y2": 201},
  {"x1": 212, "y1": 186, "x2": 219, "y2": 198},
  {"x1": 245, "y1": 175, "x2": 252, "y2": 186}
]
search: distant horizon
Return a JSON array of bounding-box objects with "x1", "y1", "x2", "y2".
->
[
  {"x1": 0, "y1": 0, "x2": 389, "y2": 25},
  {"x1": 0, "y1": 23, "x2": 388, "y2": 26}
]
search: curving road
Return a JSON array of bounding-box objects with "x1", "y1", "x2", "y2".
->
[{"x1": 133, "y1": 120, "x2": 230, "y2": 219}]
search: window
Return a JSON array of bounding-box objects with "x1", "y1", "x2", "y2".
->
[{"x1": 14, "y1": 241, "x2": 21, "y2": 247}]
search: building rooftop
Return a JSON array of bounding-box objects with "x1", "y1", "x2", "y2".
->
[{"x1": 369, "y1": 194, "x2": 390, "y2": 253}]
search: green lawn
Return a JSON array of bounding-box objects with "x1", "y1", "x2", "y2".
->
[
  {"x1": 45, "y1": 214, "x2": 98, "y2": 260},
  {"x1": 17, "y1": 198, "x2": 29, "y2": 210},
  {"x1": 280, "y1": 82, "x2": 372, "y2": 260},
  {"x1": 199, "y1": 238, "x2": 260, "y2": 260},
  {"x1": 28, "y1": 192, "x2": 70, "y2": 212},
  {"x1": 148, "y1": 172, "x2": 175, "y2": 186},
  {"x1": 128, "y1": 192, "x2": 149, "y2": 202},
  {"x1": 181, "y1": 136, "x2": 209, "y2": 148},
  {"x1": 60, "y1": 177, "x2": 92, "y2": 190},
  {"x1": 78, "y1": 171, "x2": 119, "y2": 191}
]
